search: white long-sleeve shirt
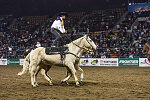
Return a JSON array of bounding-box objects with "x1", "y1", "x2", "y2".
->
[{"x1": 51, "y1": 17, "x2": 66, "y2": 33}]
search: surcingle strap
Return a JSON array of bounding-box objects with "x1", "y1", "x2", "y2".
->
[
  {"x1": 45, "y1": 46, "x2": 68, "y2": 55},
  {"x1": 45, "y1": 46, "x2": 68, "y2": 65},
  {"x1": 67, "y1": 52, "x2": 80, "y2": 59},
  {"x1": 45, "y1": 46, "x2": 80, "y2": 64}
]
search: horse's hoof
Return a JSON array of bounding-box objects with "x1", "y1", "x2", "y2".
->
[
  {"x1": 49, "y1": 83, "x2": 53, "y2": 86},
  {"x1": 32, "y1": 85, "x2": 38, "y2": 87},
  {"x1": 79, "y1": 81, "x2": 83, "y2": 86},
  {"x1": 76, "y1": 84, "x2": 80, "y2": 87},
  {"x1": 66, "y1": 82, "x2": 69, "y2": 85},
  {"x1": 61, "y1": 81, "x2": 69, "y2": 85},
  {"x1": 32, "y1": 83, "x2": 39, "y2": 87},
  {"x1": 35, "y1": 83, "x2": 39, "y2": 87}
]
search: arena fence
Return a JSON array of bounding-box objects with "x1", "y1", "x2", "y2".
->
[{"x1": 0, "y1": 58, "x2": 150, "y2": 67}]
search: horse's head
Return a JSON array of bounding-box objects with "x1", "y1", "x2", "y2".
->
[{"x1": 82, "y1": 35, "x2": 97, "y2": 56}]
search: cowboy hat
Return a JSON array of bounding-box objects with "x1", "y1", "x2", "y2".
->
[{"x1": 58, "y1": 12, "x2": 69, "y2": 17}]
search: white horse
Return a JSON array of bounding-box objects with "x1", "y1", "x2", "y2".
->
[{"x1": 18, "y1": 35, "x2": 97, "y2": 87}]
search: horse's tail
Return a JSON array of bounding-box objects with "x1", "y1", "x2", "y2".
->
[{"x1": 18, "y1": 51, "x2": 31, "y2": 76}]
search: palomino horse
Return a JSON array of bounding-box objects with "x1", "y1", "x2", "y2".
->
[
  {"x1": 142, "y1": 43, "x2": 150, "y2": 62},
  {"x1": 18, "y1": 35, "x2": 97, "y2": 87}
]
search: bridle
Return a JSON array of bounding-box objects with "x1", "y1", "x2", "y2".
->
[
  {"x1": 85, "y1": 36, "x2": 96, "y2": 52},
  {"x1": 66, "y1": 35, "x2": 96, "y2": 59},
  {"x1": 71, "y1": 36, "x2": 95, "y2": 53}
]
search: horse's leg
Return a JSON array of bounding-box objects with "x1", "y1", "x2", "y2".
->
[
  {"x1": 30, "y1": 62, "x2": 38, "y2": 87},
  {"x1": 61, "y1": 70, "x2": 72, "y2": 85},
  {"x1": 34, "y1": 65, "x2": 41, "y2": 86},
  {"x1": 29, "y1": 48, "x2": 43, "y2": 87},
  {"x1": 41, "y1": 65, "x2": 53, "y2": 86},
  {"x1": 78, "y1": 67, "x2": 84, "y2": 82},
  {"x1": 67, "y1": 63, "x2": 80, "y2": 86},
  {"x1": 75, "y1": 61, "x2": 84, "y2": 82}
]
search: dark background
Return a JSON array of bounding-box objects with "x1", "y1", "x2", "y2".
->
[{"x1": 0, "y1": 0, "x2": 127, "y2": 16}]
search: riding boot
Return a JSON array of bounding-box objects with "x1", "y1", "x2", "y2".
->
[
  {"x1": 51, "y1": 36, "x2": 60, "y2": 47},
  {"x1": 51, "y1": 41, "x2": 56, "y2": 47}
]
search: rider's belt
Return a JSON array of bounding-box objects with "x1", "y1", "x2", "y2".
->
[{"x1": 51, "y1": 28, "x2": 61, "y2": 33}]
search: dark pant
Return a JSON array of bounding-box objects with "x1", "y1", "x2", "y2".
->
[{"x1": 51, "y1": 28, "x2": 64, "y2": 47}]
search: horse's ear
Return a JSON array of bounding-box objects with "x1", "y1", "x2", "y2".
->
[
  {"x1": 86, "y1": 33, "x2": 90, "y2": 37},
  {"x1": 83, "y1": 34, "x2": 88, "y2": 38},
  {"x1": 87, "y1": 33, "x2": 92, "y2": 39},
  {"x1": 87, "y1": 33, "x2": 90, "y2": 36},
  {"x1": 86, "y1": 34, "x2": 89, "y2": 38},
  {"x1": 85, "y1": 34, "x2": 89, "y2": 39},
  {"x1": 84, "y1": 33, "x2": 91, "y2": 39}
]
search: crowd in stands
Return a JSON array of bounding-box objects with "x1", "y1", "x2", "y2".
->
[
  {"x1": 91, "y1": 29, "x2": 148, "y2": 58},
  {"x1": 91, "y1": 7, "x2": 150, "y2": 58},
  {"x1": 0, "y1": 15, "x2": 49, "y2": 58},
  {"x1": 79, "y1": 8, "x2": 126, "y2": 32},
  {"x1": 119, "y1": 6, "x2": 150, "y2": 30},
  {"x1": 0, "y1": 7, "x2": 149, "y2": 59}
]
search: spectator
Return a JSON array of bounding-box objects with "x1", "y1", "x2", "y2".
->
[{"x1": 35, "y1": 42, "x2": 41, "y2": 48}]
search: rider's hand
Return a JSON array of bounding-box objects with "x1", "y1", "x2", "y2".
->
[{"x1": 62, "y1": 31, "x2": 67, "y2": 34}]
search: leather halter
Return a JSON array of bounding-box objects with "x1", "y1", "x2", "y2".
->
[
  {"x1": 72, "y1": 36, "x2": 95, "y2": 53},
  {"x1": 67, "y1": 36, "x2": 95, "y2": 58}
]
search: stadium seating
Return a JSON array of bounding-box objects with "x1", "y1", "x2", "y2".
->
[
  {"x1": 0, "y1": 7, "x2": 149, "y2": 58},
  {"x1": 79, "y1": 8, "x2": 126, "y2": 32}
]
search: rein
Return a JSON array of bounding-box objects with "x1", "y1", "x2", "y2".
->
[
  {"x1": 66, "y1": 52, "x2": 80, "y2": 59},
  {"x1": 65, "y1": 35, "x2": 95, "y2": 59},
  {"x1": 71, "y1": 37, "x2": 94, "y2": 53}
]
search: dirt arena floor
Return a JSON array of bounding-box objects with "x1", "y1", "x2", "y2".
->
[{"x1": 1, "y1": 65, "x2": 150, "y2": 100}]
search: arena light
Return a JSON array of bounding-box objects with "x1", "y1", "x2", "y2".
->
[{"x1": 129, "y1": 3, "x2": 132, "y2": 5}]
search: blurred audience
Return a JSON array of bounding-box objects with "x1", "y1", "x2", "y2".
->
[{"x1": 0, "y1": 8, "x2": 149, "y2": 58}]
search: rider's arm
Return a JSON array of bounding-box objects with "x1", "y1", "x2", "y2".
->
[
  {"x1": 57, "y1": 20, "x2": 66, "y2": 33},
  {"x1": 51, "y1": 20, "x2": 66, "y2": 33}
]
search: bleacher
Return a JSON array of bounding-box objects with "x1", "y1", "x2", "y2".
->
[
  {"x1": 11, "y1": 15, "x2": 49, "y2": 32},
  {"x1": 0, "y1": 6, "x2": 150, "y2": 59},
  {"x1": 65, "y1": 12, "x2": 86, "y2": 30},
  {"x1": 79, "y1": 8, "x2": 126, "y2": 32}
]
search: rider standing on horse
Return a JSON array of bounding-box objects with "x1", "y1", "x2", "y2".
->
[{"x1": 51, "y1": 12, "x2": 68, "y2": 47}]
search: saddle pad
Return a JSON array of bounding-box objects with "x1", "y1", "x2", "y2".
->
[{"x1": 45, "y1": 47, "x2": 68, "y2": 55}]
